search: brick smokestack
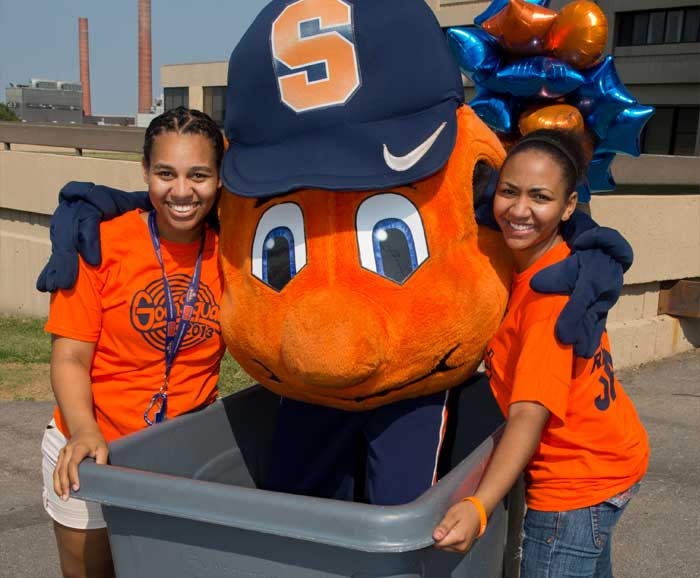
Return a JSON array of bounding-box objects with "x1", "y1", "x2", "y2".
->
[
  {"x1": 138, "y1": 0, "x2": 152, "y2": 113},
  {"x1": 79, "y1": 18, "x2": 92, "y2": 117}
]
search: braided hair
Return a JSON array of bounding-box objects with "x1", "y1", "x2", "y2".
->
[
  {"x1": 142, "y1": 107, "x2": 224, "y2": 230},
  {"x1": 143, "y1": 106, "x2": 224, "y2": 169}
]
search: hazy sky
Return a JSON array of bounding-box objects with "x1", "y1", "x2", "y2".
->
[{"x1": 0, "y1": 0, "x2": 270, "y2": 115}]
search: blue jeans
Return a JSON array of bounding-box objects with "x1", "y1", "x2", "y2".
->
[{"x1": 521, "y1": 493, "x2": 635, "y2": 578}]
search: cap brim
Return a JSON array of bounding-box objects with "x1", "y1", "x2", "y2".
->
[{"x1": 222, "y1": 99, "x2": 459, "y2": 198}]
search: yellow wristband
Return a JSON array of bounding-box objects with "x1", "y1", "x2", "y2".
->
[{"x1": 462, "y1": 496, "x2": 487, "y2": 538}]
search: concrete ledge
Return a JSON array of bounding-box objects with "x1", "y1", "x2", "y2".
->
[
  {"x1": 608, "y1": 282, "x2": 660, "y2": 324},
  {"x1": 608, "y1": 315, "x2": 700, "y2": 370},
  {"x1": 590, "y1": 195, "x2": 700, "y2": 285},
  {"x1": 612, "y1": 155, "x2": 700, "y2": 187},
  {"x1": 0, "y1": 225, "x2": 50, "y2": 317},
  {"x1": 0, "y1": 121, "x2": 144, "y2": 152},
  {"x1": 0, "y1": 151, "x2": 144, "y2": 215}
]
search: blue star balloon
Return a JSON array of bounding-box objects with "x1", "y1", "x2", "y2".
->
[
  {"x1": 566, "y1": 56, "x2": 637, "y2": 140},
  {"x1": 445, "y1": 10, "x2": 654, "y2": 198},
  {"x1": 586, "y1": 153, "x2": 617, "y2": 193},
  {"x1": 487, "y1": 56, "x2": 584, "y2": 98},
  {"x1": 597, "y1": 105, "x2": 655, "y2": 156},
  {"x1": 469, "y1": 89, "x2": 519, "y2": 133},
  {"x1": 447, "y1": 27, "x2": 502, "y2": 85},
  {"x1": 474, "y1": 0, "x2": 551, "y2": 26}
]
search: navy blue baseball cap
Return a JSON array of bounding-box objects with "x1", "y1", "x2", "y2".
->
[{"x1": 222, "y1": 0, "x2": 464, "y2": 197}]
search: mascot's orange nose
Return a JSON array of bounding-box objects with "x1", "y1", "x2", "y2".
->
[{"x1": 280, "y1": 289, "x2": 386, "y2": 389}]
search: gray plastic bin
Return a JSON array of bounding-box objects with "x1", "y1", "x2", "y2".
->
[{"x1": 74, "y1": 374, "x2": 521, "y2": 578}]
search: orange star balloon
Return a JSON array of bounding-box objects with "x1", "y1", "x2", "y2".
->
[
  {"x1": 519, "y1": 104, "x2": 585, "y2": 134},
  {"x1": 482, "y1": 0, "x2": 558, "y2": 55},
  {"x1": 548, "y1": 1, "x2": 608, "y2": 69}
]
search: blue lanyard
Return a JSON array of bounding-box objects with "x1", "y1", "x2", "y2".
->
[{"x1": 144, "y1": 211, "x2": 205, "y2": 426}]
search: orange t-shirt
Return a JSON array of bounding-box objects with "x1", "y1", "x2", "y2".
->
[
  {"x1": 484, "y1": 242, "x2": 649, "y2": 511},
  {"x1": 46, "y1": 210, "x2": 225, "y2": 442}
]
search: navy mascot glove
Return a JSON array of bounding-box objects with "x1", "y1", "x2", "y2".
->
[
  {"x1": 531, "y1": 223, "x2": 633, "y2": 358},
  {"x1": 473, "y1": 168, "x2": 633, "y2": 359},
  {"x1": 36, "y1": 182, "x2": 150, "y2": 292}
]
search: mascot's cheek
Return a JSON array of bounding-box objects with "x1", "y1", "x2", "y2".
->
[{"x1": 371, "y1": 235, "x2": 510, "y2": 401}]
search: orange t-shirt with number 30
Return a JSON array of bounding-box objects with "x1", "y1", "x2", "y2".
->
[
  {"x1": 484, "y1": 242, "x2": 649, "y2": 511},
  {"x1": 45, "y1": 210, "x2": 225, "y2": 443}
]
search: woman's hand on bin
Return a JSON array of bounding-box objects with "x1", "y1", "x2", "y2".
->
[
  {"x1": 53, "y1": 427, "x2": 109, "y2": 501},
  {"x1": 432, "y1": 500, "x2": 483, "y2": 553}
]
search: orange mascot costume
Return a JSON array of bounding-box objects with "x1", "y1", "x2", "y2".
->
[
  {"x1": 219, "y1": 106, "x2": 511, "y2": 409},
  {"x1": 216, "y1": 0, "x2": 512, "y2": 504}
]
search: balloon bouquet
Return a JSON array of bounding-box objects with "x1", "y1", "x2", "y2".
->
[{"x1": 448, "y1": 0, "x2": 654, "y2": 201}]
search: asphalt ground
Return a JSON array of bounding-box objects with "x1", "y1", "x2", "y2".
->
[{"x1": 1, "y1": 350, "x2": 698, "y2": 578}]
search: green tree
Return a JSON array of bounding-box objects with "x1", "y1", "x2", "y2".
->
[{"x1": 0, "y1": 103, "x2": 19, "y2": 121}]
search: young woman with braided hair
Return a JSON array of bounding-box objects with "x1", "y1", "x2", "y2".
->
[{"x1": 41, "y1": 107, "x2": 226, "y2": 578}]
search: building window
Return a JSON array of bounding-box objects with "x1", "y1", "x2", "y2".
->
[
  {"x1": 203, "y1": 86, "x2": 226, "y2": 126},
  {"x1": 647, "y1": 11, "x2": 666, "y2": 44},
  {"x1": 665, "y1": 10, "x2": 684, "y2": 43},
  {"x1": 164, "y1": 87, "x2": 189, "y2": 111},
  {"x1": 617, "y1": 7, "x2": 700, "y2": 46},
  {"x1": 641, "y1": 107, "x2": 699, "y2": 156},
  {"x1": 683, "y1": 8, "x2": 700, "y2": 42}
]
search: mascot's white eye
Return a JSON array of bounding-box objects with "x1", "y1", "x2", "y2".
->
[
  {"x1": 252, "y1": 202, "x2": 307, "y2": 291},
  {"x1": 356, "y1": 193, "x2": 429, "y2": 284}
]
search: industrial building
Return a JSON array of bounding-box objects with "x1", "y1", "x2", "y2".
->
[
  {"x1": 4, "y1": 79, "x2": 83, "y2": 124},
  {"x1": 161, "y1": 0, "x2": 700, "y2": 154}
]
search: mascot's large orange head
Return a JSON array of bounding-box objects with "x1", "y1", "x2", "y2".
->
[{"x1": 217, "y1": 0, "x2": 511, "y2": 410}]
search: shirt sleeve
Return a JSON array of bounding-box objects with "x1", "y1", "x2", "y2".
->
[
  {"x1": 45, "y1": 256, "x2": 103, "y2": 342},
  {"x1": 509, "y1": 317, "x2": 573, "y2": 425}
]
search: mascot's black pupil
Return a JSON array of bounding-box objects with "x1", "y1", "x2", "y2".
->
[
  {"x1": 472, "y1": 160, "x2": 497, "y2": 207},
  {"x1": 378, "y1": 229, "x2": 413, "y2": 283},
  {"x1": 266, "y1": 236, "x2": 293, "y2": 291}
]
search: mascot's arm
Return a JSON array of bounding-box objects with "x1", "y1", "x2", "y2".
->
[
  {"x1": 36, "y1": 181, "x2": 150, "y2": 292},
  {"x1": 474, "y1": 173, "x2": 633, "y2": 358},
  {"x1": 531, "y1": 216, "x2": 633, "y2": 359}
]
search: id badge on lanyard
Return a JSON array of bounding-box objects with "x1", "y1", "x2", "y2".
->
[{"x1": 144, "y1": 211, "x2": 205, "y2": 426}]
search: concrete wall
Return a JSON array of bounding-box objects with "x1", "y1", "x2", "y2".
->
[
  {"x1": 0, "y1": 151, "x2": 143, "y2": 316},
  {"x1": 591, "y1": 152, "x2": 700, "y2": 367},
  {"x1": 1, "y1": 142, "x2": 697, "y2": 368},
  {"x1": 590, "y1": 194, "x2": 700, "y2": 368}
]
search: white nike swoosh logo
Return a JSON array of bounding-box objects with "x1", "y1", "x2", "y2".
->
[{"x1": 383, "y1": 122, "x2": 447, "y2": 172}]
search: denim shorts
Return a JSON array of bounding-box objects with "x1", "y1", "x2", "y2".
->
[{"x1": 521, "y1": 485, "x2": 639, "y2": 578}]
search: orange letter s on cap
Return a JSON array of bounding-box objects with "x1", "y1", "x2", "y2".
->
[{"x1": 272, "y1": 0, "x2": 361, "y2": 113}]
